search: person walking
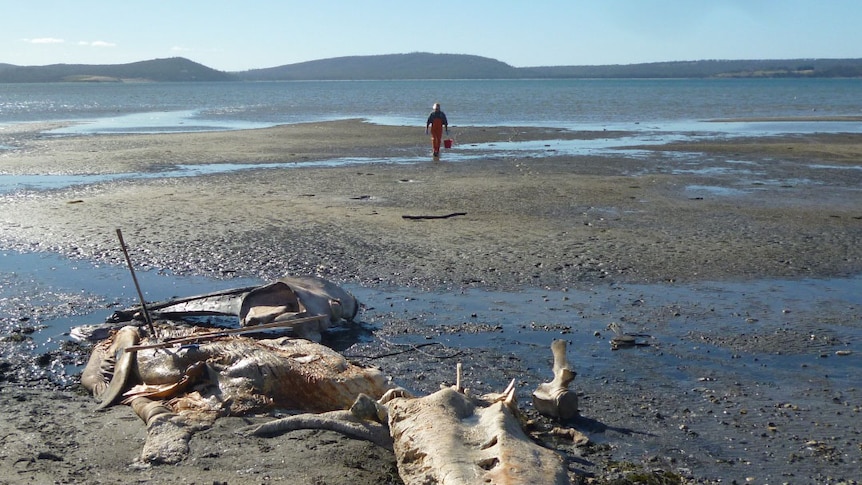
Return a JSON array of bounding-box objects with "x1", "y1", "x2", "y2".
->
[{"x1": 425, "y1": 102, "x2": 448, "y2": 157}]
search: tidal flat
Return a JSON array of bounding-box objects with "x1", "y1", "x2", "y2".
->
[{"x1": 1, "y1": 120, "x2": 860, "y2": 484}]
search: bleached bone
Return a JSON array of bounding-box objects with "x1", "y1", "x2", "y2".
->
[
  {"x1": 386, "y1": 378, "x2": 569, "y2": 485},
  {"x1": 532, "y1": 339, "x2": 579, "y2": 420},
  {"x1": 240, "y1": 393, "x2": 394, "y2": 449},
  {"x1": 548, "y1": 426, "x2": 590, "y2": 446},
  {"x1": 81, "y1": 325, "x2": 141, "y2": 410},
  {"x1": 607, "y1": 322, "x2": 649, "y2": 350},
  {"x1": 129, "y1": 396, "x2": 193, "y2": 465},
  {"x1": 242, "y1": 368, "x2": 571, "y2": 484}
]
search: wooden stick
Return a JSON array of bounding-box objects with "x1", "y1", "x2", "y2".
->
[
  {"x1": 124, "y1": 314, "x2": 327, "y2": 353},
  {"x1": 402, "y1": 212, "x2": 467, "y2": 220},
  {"x1": 116, "y1": 228, "x2": 157, "y2": 339}
]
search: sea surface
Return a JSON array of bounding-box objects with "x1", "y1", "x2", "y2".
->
[{"x1": 2, "y1": 78, "x2": 862, "y2": 135}]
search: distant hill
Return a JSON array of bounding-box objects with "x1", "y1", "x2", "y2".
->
[
  {"x1": 2, "y1": 54, "x2": 862, "y2": 83},
  {"x1": 523, "y1": 58, "x2": 862, "y2": 78},
  {"x1": 236, "y1": 53, "x2": 519, "y2": 80},
  {"x1": 237, "y1": 54, "x2": 862, "y2": 80},
  {"x1": 0, "y1": 57, "x2": 234, "y2": 83}
]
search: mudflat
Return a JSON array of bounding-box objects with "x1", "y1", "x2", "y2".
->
[{"x1": 0, "y1": 120, "x2": 860, "y2": 484}]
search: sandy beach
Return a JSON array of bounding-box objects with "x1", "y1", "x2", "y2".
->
[{"x1": 1, "y1": 120, "x2": 860, "y2": 484}]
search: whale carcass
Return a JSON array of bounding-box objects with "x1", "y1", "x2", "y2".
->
[
  {"x1": 79, "y1": 275, "x2": 574, "y2": 482},
  {"x1": 80, "y1": 275, "x2": 392, "y2": 463}
]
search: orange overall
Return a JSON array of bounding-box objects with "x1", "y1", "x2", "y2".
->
[{"x1": 426, "y1": 108, "x2": 448, "y2": 156}]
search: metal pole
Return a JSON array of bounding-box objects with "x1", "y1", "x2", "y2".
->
[{"x1": 115, "y1": 228, "x2": 157, "y2": 339}]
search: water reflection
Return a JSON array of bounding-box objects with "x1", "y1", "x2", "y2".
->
[{"x1": 48, "y1": 110, "x2": 272, "y2": 135}]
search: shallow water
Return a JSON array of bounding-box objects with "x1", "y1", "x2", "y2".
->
[
  {"x1": 0, "y1": 133, "x2": 668, "y2": 193},
  {"x1": 0, "y1": 250, "x2": 262, "y2": 345},
  {"x1": 6, "y1": 123, "x2": 861, "y2": 195},
  {"x1": 2, "y1": 248, "x2": 859, "y2": 394},
  {"x1": 374, "y1": 275, "x2": 862, "y2": 387}
]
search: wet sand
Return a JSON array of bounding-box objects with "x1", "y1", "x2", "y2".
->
[{"x1": 1, "y1": 120, "x2": 861, "y2": 484}]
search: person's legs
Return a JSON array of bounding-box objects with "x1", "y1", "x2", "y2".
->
[{"x1": 431, "y1": 127, "x2": 443, "y2": 155}]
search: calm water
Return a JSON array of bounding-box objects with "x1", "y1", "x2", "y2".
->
[{"x1": 2, "y1": 78, "x2": 862, "y2": 133}]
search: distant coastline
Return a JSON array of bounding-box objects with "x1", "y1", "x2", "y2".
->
[{"x1": 2, "y1": 53, "x2": 862, "y2": 83}]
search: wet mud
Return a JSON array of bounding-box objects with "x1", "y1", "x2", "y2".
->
[{"x1": 1, "y1": 122, "x2": 861, "y2": 484}]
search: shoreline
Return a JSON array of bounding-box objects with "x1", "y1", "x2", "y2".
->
[{"x1": 1, "y1": 121, "x2": 861, "y2": 484}]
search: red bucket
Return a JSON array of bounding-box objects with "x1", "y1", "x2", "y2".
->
[{"x1": 443, "y1": 139, "x2": 453, "y2": 149}]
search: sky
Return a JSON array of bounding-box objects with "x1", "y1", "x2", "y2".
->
[{"x1": 3, "y1": 1, "x2": 861, "y2": 72}]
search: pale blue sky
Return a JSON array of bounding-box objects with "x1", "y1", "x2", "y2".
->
[{"x1": 3, "y1": 1, "x2": 860, "y2": 71}]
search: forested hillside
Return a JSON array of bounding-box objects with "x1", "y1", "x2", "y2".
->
[
  {"x1": 2, "y1": 53, "x2": 861, "y2": 83},
  {"x1": 236, "y1": 53, "x2": 518, "y2": 80},
  {"x1": 0, "y1": 57, "x2": 233, "y2": 83},
  {"x1": 524, "y1": 58, "x2": 862, "y2": 78}
]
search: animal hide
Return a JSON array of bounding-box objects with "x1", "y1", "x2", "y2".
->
[
  {"x1": 74, "y1": 275, "x2": 358, "y2": 343},
  {"x1": 82, "y1": 325, "x2": 395, "y2": 417}
]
